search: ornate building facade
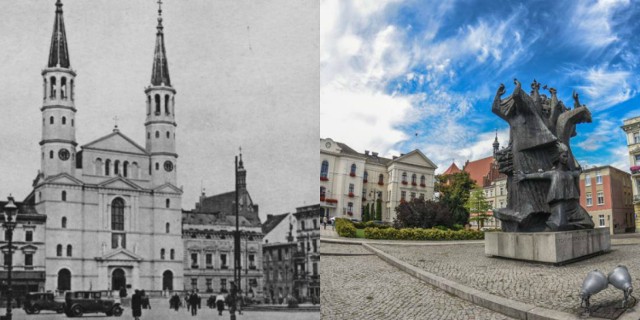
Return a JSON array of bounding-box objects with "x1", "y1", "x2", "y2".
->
[
  {"x1": 622, "y1": 116, "x2": 640, "y2": 231},
  {"x1": 16, "y1": 0, "x2": 184, "y2": 292},
  {"x1": 293, "y1": 205, "x2": 320, "y2": 302}
]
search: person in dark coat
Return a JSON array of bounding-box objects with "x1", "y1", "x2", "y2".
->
[
  {"x1": 119, "y1": 286, "x2": 127, "y2": 298},
  {"x1": 207, "y1": 295, "x2": 216, "y2": 309},
  {"x1": 188, "y1": 291, "x2": 199, "y2": 316},
  {"x1": 216, "y1": 294, "x2": 225, "y2": 315},
  {"x1": 169, "y1": 293, "x2": 181, "y2": 311},
  {"x1": 141, "y1": 290, "x2": 151, "y2": 309},
  {"x1": 131, "y1": 290, "x2": 142, "y2": 320}
]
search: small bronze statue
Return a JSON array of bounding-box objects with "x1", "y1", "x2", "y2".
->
[
  {"x1": 580, "y1": 270, "x2": 608, "y2": 312},
  {"x1": 608, "y1": 265, "x2": 633, "y2": 308}
]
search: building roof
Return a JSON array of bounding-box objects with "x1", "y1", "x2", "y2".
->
[
  {"x1": 151, "y1": 3, "x2": 171, "y2": 86},
  {"x1": 48, "y1": 0, "x2": 70, "y2": 68},
  {"x1": 582, "y1": 165, "x2": 631, "y2": 176},
  {"x1": 262, "y1": 213, "x2": 290, "y2": 235},
  {"x1": 194, "y1": 191, "x2": 261, "y2": 227},
  {"x1": 463, "y1": 156, "x2": 494, "y2": 186},
  {"x1": 443, "y1": 162, "x2": 461, "y2": 175}
]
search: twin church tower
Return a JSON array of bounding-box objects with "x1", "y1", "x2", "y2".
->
[{"x1": 40, "y1": 0, "x2": 178, "y2": 187}]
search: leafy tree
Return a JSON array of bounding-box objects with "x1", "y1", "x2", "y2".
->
[
  {"x1": 375, "y1": 199, "x2": 382, "y2": 221},
  {"x1": 362, "y1": 204, "x2": 370, "y2": 222},
  {"x1": 393, "y1": 198, "x2": 453, "y2": 229},
  {"x1": 464, "y1": 188, "x2": 492, "y2": 230},
  {"x1": 435, "y1": 171, "x2": 475, "y2": 226}
]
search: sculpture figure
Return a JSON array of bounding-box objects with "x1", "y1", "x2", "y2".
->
[
  {"x1": 492, "y1": 79, "x2": 594, "y2": 231},
  {"x1": 608, "y1": 265, "x2": 633, "y2": 308},
  {"x1": 580, "y1": 270, "x2": 608, "y2": 312}
]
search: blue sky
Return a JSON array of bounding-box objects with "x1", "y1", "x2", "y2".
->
[{"x1": 321, "y1": 0, "x2": 640, "y2": 172}]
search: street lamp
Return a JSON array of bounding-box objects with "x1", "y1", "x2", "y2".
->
[{"x1": 1, "y1": 196, "x2": 18, "y2": 320}]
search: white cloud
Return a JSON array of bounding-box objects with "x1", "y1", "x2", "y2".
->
[
  {"x1": 575, "y1": 115, "x2": 622, "y2": 151},
  {"x1": 569, "y1": 0, "x2": 630, "y2": 49},
  {"x1": 571, "y1": 66, "x2": 637, "y2": 110}
]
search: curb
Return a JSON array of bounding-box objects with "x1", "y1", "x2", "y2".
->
[
  {"x1": 320, "y1": 237, "x2": 484, "y2": 246},
  {"x1": 362, "y1": 243, "x2": 586, "y2": 320}
]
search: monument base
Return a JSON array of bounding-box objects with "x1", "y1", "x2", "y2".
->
[{"x1": 485, "y1": 228, "x2": 610, "y2": 265}]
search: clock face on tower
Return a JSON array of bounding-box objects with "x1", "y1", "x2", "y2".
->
[
  {"x1": 325, "y1": 142, "x2": 331, "y2": 148},
  {"x1": 58, "y1": 148, "x2": 70, "y2": 161},
  {"x1": 164, "y1": 161, "x2": 174, "y2": 172}
]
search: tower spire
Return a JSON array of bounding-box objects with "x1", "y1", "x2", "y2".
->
[
  {"x1": 151, "y1": 0, "x2": 171, "y2": 86},
  {"x1": 48, "y1": 0, "x2": 70, "y2": 68},
  {"x1": 493, "y1": 129, "x2": 500, "y2": 156}
]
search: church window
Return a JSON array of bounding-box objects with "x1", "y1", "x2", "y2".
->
[
  {"x1": 62, "y1": 217, "x2": 67, "y2": 228},
  {"x1": 147, "y1": 132, "x2": 150, "y2": 139},
  {"x1": 166, "y1": 131, "x2": 170, "y2": 138},
  {"x1": 166, "y1": 222, "x2": 170, "y2": 233},
  {"x1": 170, "y1": 249, "x2": 175, "y2": 260},
  {"x1": 147, "y1": 96, "x2": 151, "y2": 115},
  {"x1": 50, "y1": 116, "x2": 54, "y2": 124},
  {"x1": 155, "y1": 162, "x2": 159, "y2": 171},
  {"x1": 70, "y1": 79, "x2": 74, "y2": 100},
  {"x1": 50, "y1": 76, "x2": 56, "y2": 99},
  {"x1": 71, "y1": 119, "x2": 74, "y2": 127},
  {"x1": 131, "y1": 162, "x2": 139, "y2": 179},
  {"x1": 49, "y1": 150, "x2": 54, "y2": 159},
  {"x1": 42, "y1": 152, "x2": 44, "y2": 160},
  {"x1": 114, "y1": 160, "x2": 120, "y2": 175},
  {"x1": 66, "y1": 245, "x2": 72, "y2": 257},
  {"x1": 161, "y1": 249, "x2": 165, "y2": 260},
  {"x1": 56, "y1": 244, "x2": 62, "y2": 257},
  {"x1": 61, "y1": 190, "x2": 66, "y2": 201},
  {"x1": 95, "y1": 158, "x2": 103, "y2": 175},
  {"x1": 25, "y1": 231, "x2": 33, "y2": 242},
  {"x1": 320, "y1": 160, "x2": 329, "y2": 179},
  {"x1": 172, "y1": 96, "x2": 175, "y2": 114},
  {"x1": 62, "y1": 116, "x2": 66, "y2": 125},
  {"x1": 105, "y1": 159, "x2": 111, "y2": 176},
  {"x1": 43, "y1": 78, "x2": 47, "y2": 99},
  {"x1": 155, "y1": 131, "x2": 159, "y2": 138},
  {"x1": 165, "y1": 95, "x2": 170, "y2": 114},
  {"x1": 61, "y1": 77, "x2": 67, "y2": 99},
  {"x1": 111, "y1": 198, "x2": 125, "y2": 231},
  {"x1": 123, "y1": 161, "x2": 129, "y2": 177},
  {"x1": 166, "y1": 199, "x2": 170, "y2": 209},
  {"x1": 155, "y1": 94, "x2": 161, "y2": 114}
]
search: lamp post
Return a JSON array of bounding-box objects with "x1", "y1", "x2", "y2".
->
[{"x1": 2, "y1": 196, "x2": 18, "y2": 320}]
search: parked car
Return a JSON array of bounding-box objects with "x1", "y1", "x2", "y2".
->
[
  {"x1": 64, "y1": 291, "x2": 123, "y2": 317},
  {"x1": 23, "y1": 292, "x2": 64, "y2": 314}
]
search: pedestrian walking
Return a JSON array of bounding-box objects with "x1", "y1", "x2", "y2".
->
[
  {"x1": 170, "y1": 293, "x2": 181, "y2": 311},
  {"x1": 331, "y1": 218, "x2": 335, "y2": 230},
  {"x1": 185, "y1": 292, "x2": 190, "y2": 312},
  {"x1": 131, "y1": 290, "x2": 142, "y2": 320},
  {"x1": 323, "y1": 216, "x2": 327, "y2": 229},
  {"x1": 189, "y1": 290, "x2": 199, "y2": 316},
  {"x1": 141, "y1": 290, "x2": 151, "y2": 309},
  {"x1": 216, "y1": 294, "x2": 225, "y2": 315}
]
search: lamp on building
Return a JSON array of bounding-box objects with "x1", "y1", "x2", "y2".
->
[{"x1": 1, "y1": 195, "x2": 18, "y2": 320}]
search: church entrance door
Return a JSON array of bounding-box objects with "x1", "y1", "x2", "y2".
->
[
  {"x1": 112, "y1": 268, "x2": 126, "y2": 291},
  {"x1": 57, "y1": 269, "x2": 71, "y2": 291},
  {"x1": 162, "y1": 270, "x2": 173, "y2": 290}
]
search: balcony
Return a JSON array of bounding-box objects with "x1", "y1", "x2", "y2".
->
[
  {"x1": 320, "y1": 176, "x2": 329, "y2": 181},
  {"x1": 348, "y1": 192, "x2": 354, "y2": 198},
  {"x1": 401, "y1": 181, "x2": 408, "y2": 185},
  {"x1": 631, "y1": 166, "x2": 640, "y2": 175},
  {"x1": 349, "y1": 172, "x2": 356, "y2": 177},
  {"x1": 411, "y1": 182, "x2": 417, "y2": 186}
]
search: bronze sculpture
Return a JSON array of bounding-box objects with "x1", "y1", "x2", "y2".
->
[{"x1": 492, "y1": 79, "x2": 594, "y2": 232}]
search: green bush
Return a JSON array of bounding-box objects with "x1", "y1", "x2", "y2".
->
[
  {"x1": 452, "y1": 224, "x2": 464, "y2": 231},
  {"x1": 363, "y1": 227, "x2": 484, "y2": 241},
  {"x1": 335, "y1": 218, "x2": 357, "y2": 238}
]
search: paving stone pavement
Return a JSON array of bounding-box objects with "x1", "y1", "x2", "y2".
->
[
  {"x1": 373, "y1": 243, "x2": 640, "y2": 315},
  {"x1": 321, "y1": 243, "x2": 514, "y2": 320}
]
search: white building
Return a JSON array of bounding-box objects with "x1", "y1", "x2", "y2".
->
[
  {"x1": 621, "y1": 116, "x2": 640, "y2": 230},
  {"x1": 23, "y1": 0, "x2": 184, "y2": 292},
  {"x1": 320, "y1": 138, "x2": 437, "y2": 222}
]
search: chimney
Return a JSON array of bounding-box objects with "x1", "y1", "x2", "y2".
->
[
  {"x1": 364, "y1": 150, "x2": 369, "y2": 156},
  {"x1": 372, "y1": 152, "x2": 378, "y2": 158},
  {"x1": 392, "y1": 156, "x2": 398, "y2": 159}
]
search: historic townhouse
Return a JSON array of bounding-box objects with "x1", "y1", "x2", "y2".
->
[{"x1": 622, "y1": 116, "x2": 640, "y2": 231}]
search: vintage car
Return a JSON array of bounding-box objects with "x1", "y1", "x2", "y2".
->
[
  {"x1": 63, "y1": 291, "x2": 123, "y2": 317},
  {"x1": 23, "y1": 292, "x2": 64, "y2": 314}
]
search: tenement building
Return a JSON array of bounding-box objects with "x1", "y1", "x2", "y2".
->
[
  {"x1": 622, "y1": 116, "x2": 640, "y2": 231},
  {"x1": 579, "y1": 166, "x2": 635, "y2": 234},
  {"x1": 261, "y1": 212, "x2": 296, "y2": 303},
  {"x1": 13, "y1": 1, "x2": 184, "y2": 292},
  {"x1": 293, "y1": 205, "x2": 320, "y2": 302},
  {"x1": 182, "y1": 155, "x2": 263, "y2": 296},
  {"x1": 320, "y1": 138, "x2": 437, "y2": 222}
]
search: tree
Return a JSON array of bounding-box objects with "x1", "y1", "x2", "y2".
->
[
  {"x1": 393, "y1": 198, "x2": 453, "y2": 229},
  {"x1": 362, "y1": 204, "x2": 370, "y2": 222},
  {"x1": 435, "y1": 171, "x2": 475, "y2": 226},
  {"x1": 375, "y1": 199, "x2": 382, "y2": 221},
  {"x1": 464, "y1": 188, "x2": 492, "y2": 230}
]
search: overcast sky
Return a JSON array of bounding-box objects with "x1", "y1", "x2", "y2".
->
[
  {"x1": 0, "y1": 0, "x2": 318, "y2": 221},
  {"x1": 321, "y1": 0, "x2": 640, "y2": 172}
]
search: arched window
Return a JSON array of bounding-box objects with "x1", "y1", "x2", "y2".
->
[
  {"x1": 105, "y1": 159, "x2": 111, "y2": 176},
  {"x1": 165, "y1": 95, "x2": 170, "y2": 114},
  {"x1": 123, "y1": 161, "x2": 129, "y2": 177},
  {"x1": 402, "y1": 172, "x2": 407, "y2": 183},
  {"x1": 71, "y1": 119, "x2": 74, "y2": 126},
  {"x1": 61, "y1": 77, "x2": 67, "y2": 99},
  {"x1": 166, "y1": 222, "x2": 170, "y2": 233},
  {"x1": 171, "y1": 96, "x2": 175, "y2": 114},
  {"x1": 420, "y1": 175, "x2": 426, "y2": 186},
  {"x1": 70, "y1": 79, "x2": 74, "y2": 100},
  {"x1": 61, "y1": 191, "x2": 67, "y2": 202},
  {"x1": 43, "y1": 78, "x2": 47, "y2": 100},
  {"x1": 62, "y1": 116, "x2": 66, "y2": 125},
  {"x1": 378, "y1": 174, "x2": 384, "y2": 185},
  {"x1": 147, "y1": 96, "x2": 151, "y2": 115},
  {"x1": 50, "y1": 116, "x2": 54, "y2": 124},
  {"x1": 155, "y1": 94, "x2": 161, "y2": 114},
  {"x1": 170, "y1": 249, "x2": 175, "y2": 260},
  {"x1": 132, "y1": 162, "x2": 139, "y2": 179},
  {"x1": 320, "y1": 186, "x2": 326, "y2": 200},
  {"x1": 155, "y1": 162, "x2": 159, "y2": 171},
  {"x1": 95, "y1": 158, "x2": 103, "y2": 175},
  {"x1": 161, "y1": 248, "x2": 165, "y2": 260},
  {"x1": 50, "y1": 76, "x2": 56, "y2": 99},
  {"x1": 62, "y1": 217, "x2": 67, "y2": 228},
  {"x1": 166, "y1": 199, "x2": 170, "y2": 208},
  {"x1": 147, "y1": 132, "x2": 150, "y2": 139},
  {"x1": 49, "y1": 150, "x2": 54, "y2": 159},
  {"x1": 320, "y1": 160, "x2": 329, "y2": 180},
  {"x1": 114, "y1": 160, "x2": 120, "y2": 175},
  {"x1": 363, "y1": 171, "x2": 368, "y2": 182},
  {"x1": 155, "y1": 131, "x2": 159, "y2": 138},
  {"x1": 66, "y1": 245, "x2": 72, "y2": 257},
  {"x1": 350, "y1": 164, "x2": 357, "y2": 176},
  {"x1": 56, "y1": 244, "x2": 62, "y2": 257},
  {"x1": 411, "y1": 174, "x2": 417, "y2": 185},
  {"x1": 111, "y1": 198, "x2": 125, "y2": 231},
  {"x1": 166, "y1": 131, "x2": 170, "y2": 138}
]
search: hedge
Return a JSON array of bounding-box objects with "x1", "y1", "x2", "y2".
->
[
  {"x1": 353, "y1": 221, "x2": 391, "y2": 229},
  {"x1": 364, "y1": 227, "x2": 484, "y2": 241},
  {"x1": 335, "y1": 218, "x2": 357, "y2": 238}
]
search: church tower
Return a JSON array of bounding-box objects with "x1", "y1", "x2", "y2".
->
[
  {"x1": 41, "y1": 0, "x2": 77, "y2": 178},
  {"x1": 492, "y1": 130, "x2": 500, "y2": 157},
  {"x1": 145, "y1": 2, "x2": 178, "y2": 186}
]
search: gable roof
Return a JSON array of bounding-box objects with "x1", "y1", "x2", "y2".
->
[
  {"x1": 195, "y1": 191, "x2": 261, "y2": 227},
  {"x1": 100, "y1": 248, "x2": 143, "y2": 262},
  {"x1": 82, "y1": 130, "x2": 148, "y2": 155},
  {"x1": 443, "y1": 162, "x2": 461, "y2": 175},
  {"x1": 97, "y1": 176, "x2": 144, "y2": 190},
  {"x1": 463, "y1": 156, "x2": 494, "y2": 186},
  {"x1": 262, "y1": 213, "x2": 290, "y2": 235},
  {"x1": 44, "y1": 172, "x2": 85, "y2": 186},
  {"x1": 391, "y1": 149, "x2": 438, "y2": 169}
]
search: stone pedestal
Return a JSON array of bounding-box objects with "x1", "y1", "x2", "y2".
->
[{"x1": 485, "y1": 228, "x2": 610, "y2": 264}]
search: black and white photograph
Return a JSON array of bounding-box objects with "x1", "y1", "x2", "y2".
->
[{"x1": 0, "y1": 1, "x2": 319, "y2": 319}]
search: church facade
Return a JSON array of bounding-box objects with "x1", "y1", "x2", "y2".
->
[{"x1": 24, "y1": 0, "x2": 184, "y2": 292}]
